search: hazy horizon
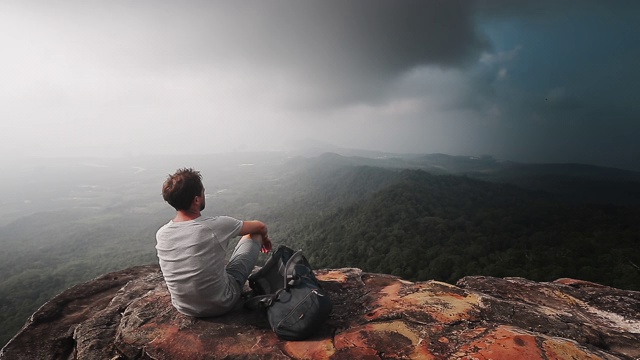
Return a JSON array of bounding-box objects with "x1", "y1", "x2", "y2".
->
[{"x1": 2, "y1": 1, "x2": 639, "y2": 171}]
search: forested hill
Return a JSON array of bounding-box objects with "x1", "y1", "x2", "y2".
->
[{"x1": 281, "y1": 168, "x2": 640, "y2": 290}]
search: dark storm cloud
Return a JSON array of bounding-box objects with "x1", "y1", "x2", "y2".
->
[
  {"x1": 474, "y1": 0, "x2": 640, "y2": 18},
  {"x1": 287, "y1": 2, "x2": 482, "y2": 103},
  {"x1": 165, "y1": 1, "x2": 491, "y2": 106},
  {"x1": 261, "y1": 1, "x2": 488, "y2": 74}
]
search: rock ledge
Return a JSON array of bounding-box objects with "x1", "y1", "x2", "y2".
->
[{"x1": 1, "y1": 265, "x2": 639, "y2": 359}]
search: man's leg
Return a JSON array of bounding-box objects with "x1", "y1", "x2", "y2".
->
[{"x1": 226, "y1": 234, "x2": 262, "y2": 286}]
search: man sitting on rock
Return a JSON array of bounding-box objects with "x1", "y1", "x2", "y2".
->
[{"x1": 156, "y1": 168, "x2": 272, "y2": 317}]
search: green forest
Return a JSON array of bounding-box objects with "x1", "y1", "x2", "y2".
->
[
  {"x1": 1, "y1": 153, "x2": 639, "y2": 346},
  {"x1": 290, "y1": 169, "x2": 640, "y2": 288},
  {"x1": 251, "y1": 158, "x2": 640, "y2": 290}
]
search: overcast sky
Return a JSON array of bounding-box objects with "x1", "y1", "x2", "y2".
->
[{"x1": 1, "y1": 1, "x2": 639, "y2": 170}]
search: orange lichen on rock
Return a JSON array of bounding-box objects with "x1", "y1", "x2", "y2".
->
[
  {"x1": 132, "y1": 324, "x2": 206, "y2": 360},
  {"x1": 404, "y1": 285, "x2": 481, "y2": 324},
  {"x1": 209, "y1": 332, "x2": 282, "y2": 357},
  {"x1": 129, "y1": 324, "x2": 283, "y2": 359},
  {"x1": 452, "y1": 325, "x2": 614, "y2": 360},
  {"x1": 368, "y1": 282, "x2": 403, "y2": 309},
  {"x1": 334, "y1": 321, "x2": 435, "y2": 359},
  {"x1": 542, "y1": 337, "x2": 612, "y2": 360},
  {"x1": 283, "y1": 337, "x2": 336, "y2": 358},
  {"x1": 316, "y1": 269, "x2": 351, "y2": 283},
  {"x1": 455, "y1": 326, "x2": 544, "y2": 360},
  {"x1": 365, "y1": 279, "x2": 481, "y2": 324}
]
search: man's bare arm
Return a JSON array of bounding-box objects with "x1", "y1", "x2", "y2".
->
[
  {"x1": 240, "y1": 220, "x2": 272, "y2": 253},
  {"x1": 240, "y1": 220, "x2": 267, "y2": 237}
]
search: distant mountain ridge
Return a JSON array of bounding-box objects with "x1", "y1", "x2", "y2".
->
[
  {"x1": 308, "y1": 151, "x2": 640, "y2": 179},
  {"x1": 288, "y1": 152, "x2": 640, "y2": 206}
]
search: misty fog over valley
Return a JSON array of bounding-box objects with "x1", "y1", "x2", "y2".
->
[{"x1": 1, "y1": 150, "x2": 639, "y2": 346}]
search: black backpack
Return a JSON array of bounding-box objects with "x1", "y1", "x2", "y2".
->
[{"x1": 245, "y1": 245, "x2": 332, "y2": 340}]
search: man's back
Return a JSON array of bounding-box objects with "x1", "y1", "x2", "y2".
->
[{"x1": 156, "y1": 216, "x2": 242, "y2": 317}]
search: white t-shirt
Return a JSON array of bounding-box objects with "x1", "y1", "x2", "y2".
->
[{"x1": 155, "y1": 216, "x2": 243, "y2": 316}]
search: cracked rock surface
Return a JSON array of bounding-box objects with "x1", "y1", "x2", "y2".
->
[{"x1": 2, "y1": 265, "x2": 639, "y2": 359}]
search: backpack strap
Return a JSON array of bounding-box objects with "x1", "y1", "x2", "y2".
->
[
  {"x1": 244, "y1": 294, "x2": 276, "y2": 310},
  {"x1": 244, "y1": 288, "x2": 288, "y2": 310},
  {"x1": 283, "y1": 250, "x2": 306, "y2": 288}
]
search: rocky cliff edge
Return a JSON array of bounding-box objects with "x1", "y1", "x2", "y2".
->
[{"x1": 1, "y1": 265, "x2": 639, "y2": 359}]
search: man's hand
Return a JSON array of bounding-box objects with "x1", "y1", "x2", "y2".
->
[{"x1": 261, "y1": 235, "x2": 273, "y2": 253}]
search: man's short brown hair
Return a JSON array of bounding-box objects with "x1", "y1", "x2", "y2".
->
[{"x1": 162, "y1": 168, "x2": 204, "y2": 211}]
